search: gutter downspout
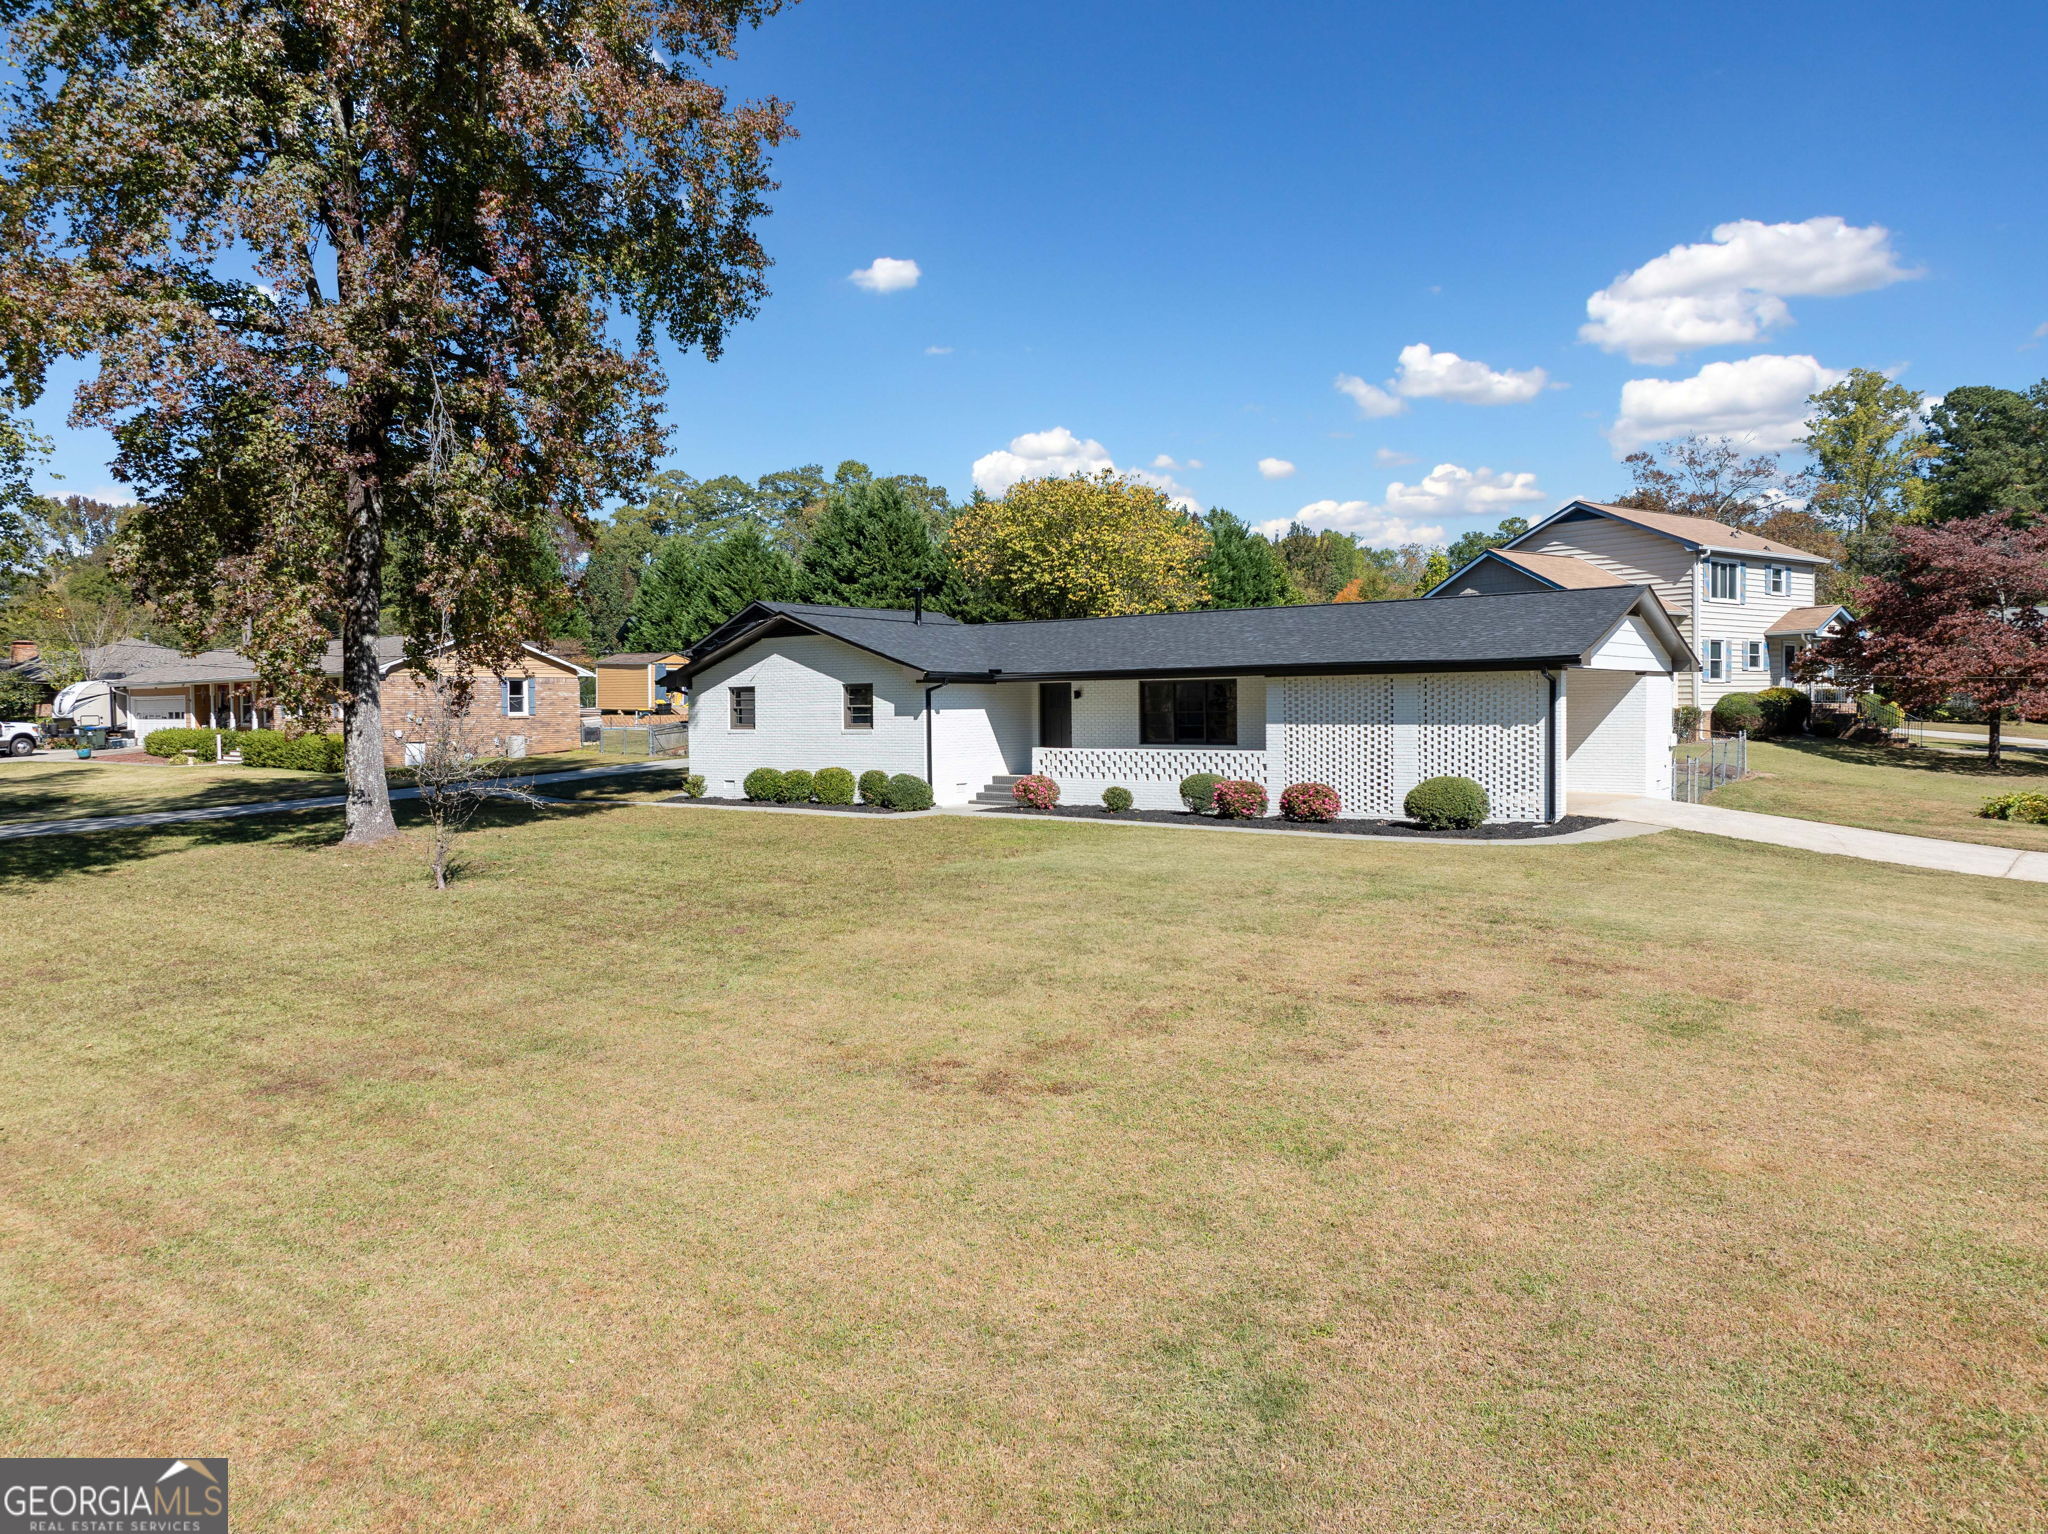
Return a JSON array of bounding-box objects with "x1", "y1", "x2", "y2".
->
[
  {"x1": 1542, "y1": 669, "x2": 1559, "y2": 823},
  {"x1": 923, "y1": 680, "x2": 948, "y2": 788}
]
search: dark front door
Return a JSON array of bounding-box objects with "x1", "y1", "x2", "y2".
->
[{"x1": 1039, "y1": 682, "x2": 1072, "y2": 748}]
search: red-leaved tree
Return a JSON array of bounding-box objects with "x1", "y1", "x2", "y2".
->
[{"x1": 1807, "y1": 513, "x2": 2048, "y2": 765}]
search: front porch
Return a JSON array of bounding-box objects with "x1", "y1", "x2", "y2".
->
[{"x1": 1028, "y1": 746, "x2": 1267, "y2": 811}]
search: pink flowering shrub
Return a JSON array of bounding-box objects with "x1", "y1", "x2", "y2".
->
[
  {"x1": 1011, "y1": 773, "x2": 1060, "y2": 809},
  {"x1": 1279, "y1": 781, "x2": 1341, "y2": 822},
  {"x1": 1210, "y1": 778, "x2": 1268, "y2": 819}
]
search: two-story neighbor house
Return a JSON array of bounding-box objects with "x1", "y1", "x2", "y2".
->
[{"x1": 1425, "y1": 500, "x2": 1849, "y2": 713}]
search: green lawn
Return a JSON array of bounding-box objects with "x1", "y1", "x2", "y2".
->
[
  {"x1": 2, "y1": 802, "x2": 2045, "y2": 1530},
  {"x1": 1708, "y1": 737, "x2": 2048, "y2": 852},
  {"x1": 0, "y1": 752, "x2": 684, "y2": 825},
  {"x1": 0, "y1": 758, "x2": 343, "y2": 824}
]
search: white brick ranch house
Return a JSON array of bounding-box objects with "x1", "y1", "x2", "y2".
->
[
  {"x1": 681, "y1": 584, "x2": 1693, "y2": 822},
  {"x1": 1425, "y1": 500, "x2": 1850, "y2": 713}
]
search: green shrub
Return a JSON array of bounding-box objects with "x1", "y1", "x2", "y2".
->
[
  {"x1": 1102, "y1": 785, "x2": 1133, "y2": 813},
  {"x1": 1404, "y1": 775, "x2": 1489, "y2": 829},
  {"x1": 779, "y1": 768, "x2": 815, "y2": 803},
  {"x1": 743, "y1": 766, "x2": 785, "y2": 802},
  {"x1": 1712, "y1": 692, "x2": 1763, "y2": 735},
  {"x1": 679, "y1": 773, "x2": 707, "y2": 799},
  {"x1": 881, "y1": 773, "x2": 933, "y2": 811},
  {"x1": 143, "y1": 726, "x2": 240, "y2": 760},
  {"x1": 1672, "y1": 704, "x2": 1703, "y2": 740},
  {"x1": 1980, "y1": 791, "x2": 2048, "y2": 824},
  {"x1": 1753, "y1": 686, "x2": 1811, "y2": 737},
  {"x1": 814, "y1": 767, "x2": 856, "y2": 805},
  {"x1": 1858, "y1": 693, "x2": 1905, "y2": 731},
  {"x1": 1180, "y1": 772, "x2": 1224, "y2": 813},
  {"x1": 857, "y1": 769, "x2": 889, "y2": 805},
  {"x1": 239, "y1": 728, "x2": 343, "y2": 771}
]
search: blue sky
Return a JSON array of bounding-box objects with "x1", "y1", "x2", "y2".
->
[{"x1": 28, "y1": 0, "x2": 2048, "y2": 548}]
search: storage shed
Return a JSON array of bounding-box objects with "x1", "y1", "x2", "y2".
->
[{"x1": 594, "y1": 652, "x2": 687, "y2": 716}]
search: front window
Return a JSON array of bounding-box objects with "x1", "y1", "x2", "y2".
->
[
  {"x1": 843, "y1": 682, "x2": 874, "y2": 729},
  {"x1": 1707, "y1": 560, "x2": 1742, "y2": 602},
  {"x1": 730, "y1": 686, "x2": 756, "y2": 729},
  {"x1": 503, "y1": 677, "x2": 533, "y2": 716},
  {"x1": 1704, "y1": 640, "x2": 1726, "y2": 681},
  {"x1": 1766, "y1": 564, "x2": 1789, "y2": 596},
  {"x1": 1744, "y1": 640, "x2": 1764, "y2": 671},
  {"x1": 1140, "y1": 679, "x2": 1237, "y2": 745}
]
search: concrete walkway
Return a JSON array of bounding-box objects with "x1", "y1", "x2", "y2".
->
[
  {"x1": 1571, "y1": 792, "x2": 2048, "y2": 883},
  {"x1": 0, "y1": 761, "x2": 679, "y2": 842},
  {"x1": 1908, "y1": 727, "x2": 2048, "y2": 753}
]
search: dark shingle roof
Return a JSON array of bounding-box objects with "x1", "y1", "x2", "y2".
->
[{"x1": 693, "y1": 589, "x2": 1672, "y2": 679}]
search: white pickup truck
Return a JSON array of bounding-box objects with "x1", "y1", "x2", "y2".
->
[{"x1": 2, "y1": 720, "x2": 38, "y2": 757}]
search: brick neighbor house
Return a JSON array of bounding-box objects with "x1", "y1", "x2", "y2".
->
[{"x1": 109, "y1": 636, "x2": 593, "y2": 765}]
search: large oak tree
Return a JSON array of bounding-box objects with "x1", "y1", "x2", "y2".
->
[{"x1": 0, "y1": 0, "x2": 795, "y2": 840}]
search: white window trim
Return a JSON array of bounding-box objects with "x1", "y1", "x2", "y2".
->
[
  {"x1": 1744, "y1": 640, "x2": 1764, "y2": 671},
  {"x1": 503, "y1": 677, "x2": 534, "y2": 717},
  {"x1": 1704, "y1": 639, "x2": 1727, "y2": 682},
  {"x1": 1766, "y1": 563, "x2": 1789, "y2": 596},
  {"x1": 1705, "y1": 559, "x2": 1744, "y2": 603}
]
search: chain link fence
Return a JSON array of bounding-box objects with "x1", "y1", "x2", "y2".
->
[
  {"x1": 597, "y1": 721, "x2": 689, "y2": 758},
  {"x1": 1672, "y1": 731, "x2": 1748, "y2": 803}
]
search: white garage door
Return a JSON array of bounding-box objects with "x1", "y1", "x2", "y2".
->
[{"x1": 127, "y1": 693, "x2": 190, "y2": 744}]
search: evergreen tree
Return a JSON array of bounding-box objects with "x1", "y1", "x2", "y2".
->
[
  {"x1": 692, "y1": 523, "x2": 797, "y2": 636},
  {"x1": 799, "y1": 479, "x2": 941, "y2": 608},
  {"x1": 1923, "y1": 382, "x2": 2048, "y2": 524},
  {"x1": 623, "y1": 536, "x2": 704, "y2": 651},
  {"x1": 1200, "y1": 509, "x2": 1295, "y2": 608}
]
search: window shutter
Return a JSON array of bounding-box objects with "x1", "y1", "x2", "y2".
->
[{"x1": 500, "y1": 679, "x2": 511, "y2": 716}]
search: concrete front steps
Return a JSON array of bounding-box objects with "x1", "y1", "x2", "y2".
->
[{"x1": 970, "y1": 774, "x2": 1026, "y2": 807}]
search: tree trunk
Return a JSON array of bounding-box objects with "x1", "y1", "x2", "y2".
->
[
  {"x1": 339, "y1": 465, "x2": 399, "y2": 844},
  {"x1": 1987, "y1": 714, "x2": 2003, "y2": 768}
]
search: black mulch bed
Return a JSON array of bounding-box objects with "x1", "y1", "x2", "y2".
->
[
  {"x1": 660, "y1": 795, "x2": 902, "y2": 813},
  {"x1": 986, "y1": 806, "x2": 1613, "y2": 840}
]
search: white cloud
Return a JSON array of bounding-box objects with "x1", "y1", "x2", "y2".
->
[
  {"x1": 1150, "y1": 453, "x2": 1204, "y2": 471},
  {"x1": 1608, "y1": 353, "x2": 1845, "y2": 454},
  {"x1": 1257, "y1": 457, "x2": 1296, "y2": 480},
  {"x1": 971, "y1": 427, "x2": 1113, "y2": 495},
  {"x1": 1336, "y1": 345, "x2": 1547, "y2": 417},
  {"x1": 1252, "y1": 463, "x2": 1543, "y2": 545},
  {"x1": 1582, "y1": 218, "x2": 1917, "y2": 363},
  {"x1": 1390, "y1": 343, "x2": 1548, "y2": 405},
  {"x1": 1374, "y1": 447, "x2": 1417, "y2": 467},
  {"x1": 1257, "y1": 502, "x2": 1446, "y2": 546},
  {"x1": 972, "y1": 427, "x2": 1201, "y2": 510},
  {"x1": 849, "y1": 256, "x2": 921, "y2": 294},
  {"x1": 1335, "y1": 373, "x2": 1406, "y2": 418},
  {"x1": 1380, "y1": 463, "x2": 1546, "y2": 520},
  {"x1": 923, "y1": 344, "x2": 953, "y2": 355}
]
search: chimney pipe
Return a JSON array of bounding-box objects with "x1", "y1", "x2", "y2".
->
[
  {"x1": 9, "y1": 638, "x2": 38, "y2": 664},
  {"x1": 913, "y1": 588, "x2": 924, "y2": 624}
]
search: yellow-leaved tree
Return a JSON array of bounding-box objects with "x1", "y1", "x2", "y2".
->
[{"x1": 946, "y1": 472, "x2": 1209, "y2": 619}]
